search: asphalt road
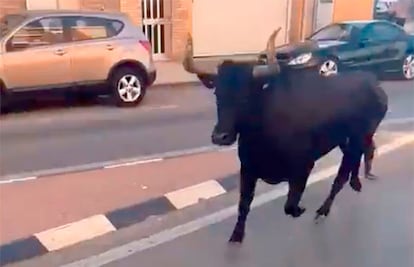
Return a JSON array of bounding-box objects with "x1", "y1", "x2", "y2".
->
[
  {"x1": 9, "y1": 130, "x2": 413, "y2": 267},
  {"x1": 104, "y1": 142, "x2": 414, "y2": 267},
  {"x1": 0, "y1": 80, "x2": 413, "y2": 177}
]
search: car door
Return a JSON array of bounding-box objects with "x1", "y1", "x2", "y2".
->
[
  {"x1": 350, "y1": 24, "x2": 387, "y2": 72},
  {"x1": 368, "y1": 22, "x2": 408, "y2": 71},
  {"x1": 357, "y1": 23, "x2": 406, "y2": 72},
  {"x1": 2, "y1": 16, "x2": 72, "y2": 90},
  {"x1": 65, "y1": 16, "x2": 119, "y2": 85}
]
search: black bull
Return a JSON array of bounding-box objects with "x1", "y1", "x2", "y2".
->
[{"x1": 182, "y1": 31, "x2": 388, "y2": 243}]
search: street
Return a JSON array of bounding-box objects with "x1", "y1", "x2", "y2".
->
[
  {"x1": 102, "y1": 142, "x2": 414, "y2": 267},
  {"x1": 4, "y1": 130, "x2": 413, "y2": 267},
  {"x1": 0, "y1": 80, "x2": 414, "y2": 178},
  {"x1": 100, "y1": 142, "x2": 414, "y2": 267},
  {"x1": 0, "y1": 79, "x2": 413, "y2": 267}
]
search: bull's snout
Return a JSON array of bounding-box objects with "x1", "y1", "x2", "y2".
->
[{"x1": 211, "y1": 131, "x2": 236, "y2": 146}]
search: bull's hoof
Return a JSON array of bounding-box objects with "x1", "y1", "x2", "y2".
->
[
  {"x1": 315, "y1": 205, "x2": 330, "y2": 221},
  {"x1": 365, "y1": 173, "x2": 378, "y2": 180},
  {"x1": 228, "y1": 229, "x2": 244, "y2": 244},
  {"x1": 349, "y1": 178, "x2": 362, "y2": 192},
  {"x1": 284, "y1": 205, "x2": 306, "y2": 218}
]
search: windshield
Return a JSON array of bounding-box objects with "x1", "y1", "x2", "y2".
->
[
  {"x1": 1, "y1": 14, "x2": 26, "y2": 38},
  {"x1": 309, "y1": 23, "x2": 353, "y2": 41}
]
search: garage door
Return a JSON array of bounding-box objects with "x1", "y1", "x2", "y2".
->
[
  {"x1": 192, "y1": 0, "x2": 291, "y2": 57},
  {"x1": 332, "y1": 0, "x2": 375, "y2": 22}
]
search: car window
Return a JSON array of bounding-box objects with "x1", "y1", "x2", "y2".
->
[
  {"x1": 67, "y1": 16, "x2": 124, "y2": 42},
  {"x1": 362, "y1": 23, "x2": 402, "y2": 42},
  {"x1": 6, "y1": 17, "x2": 65, "y2": 52},
  {"x1": 309, "y1": 23, "x2": 353, "y2": 41}
]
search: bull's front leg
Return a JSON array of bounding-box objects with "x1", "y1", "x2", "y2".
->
[
  {"x1": 284, "y1": 161, "x2": 314, "y2": 218},
  {"x1": 229, "y1": 169, "x2": 257, "y2": 244}
]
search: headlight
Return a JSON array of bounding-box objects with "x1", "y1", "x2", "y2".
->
[{"x1": 288, "y1": 53, "x2": 312, "y2": 65}]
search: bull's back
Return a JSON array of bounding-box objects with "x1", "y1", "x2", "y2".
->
[
  {"x1": 262, "y1": 71, "x2": 383, "y2": 156},
  {"x1": 264, "y1": 71, "x2": 372, "y2": 132}
]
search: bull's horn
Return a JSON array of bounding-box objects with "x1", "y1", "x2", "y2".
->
[
  {"x1": 252, "y1": 27, "x2": 281, "y2": 77},
  {"x1": 266, "y1": 27, "x2": 281, "y2": 64},
  {"x1": 182, "y1": 33, "x2": 217, "y2": 75}
]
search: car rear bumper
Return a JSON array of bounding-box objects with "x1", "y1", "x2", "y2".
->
[{"x1": 147, "y1": 70, "x2": 157, "y2": 86}]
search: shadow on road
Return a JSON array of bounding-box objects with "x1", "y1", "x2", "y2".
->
[{"x1": 0, "y1": 93, "x2": 118, "y2": 116}]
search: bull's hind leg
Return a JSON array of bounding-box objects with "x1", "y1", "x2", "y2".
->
[
  {"x1": 316, "y1": 138, "x2": 364, "y2": 219},
  {"x1": 339, "y1": 140, "x2": 362, "y2": 192},
  {"x1": 315, "y1": 153, "x2": 352, "y2": 220},
  {"x1": 348, "y1": 136, "x2": 367, "y2": 192},
  {"x1": 229, "y1": 169, "x2": 257, "y2": 243},
  {"x1": 284, "y1": 161, "x2": 315, "y2": 218}
]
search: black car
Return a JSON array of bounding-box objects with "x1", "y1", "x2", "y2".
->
[{"x1": 259, "y1": 20, "x2": 414, "y2": 80}]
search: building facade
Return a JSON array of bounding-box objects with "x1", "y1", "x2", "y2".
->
[{"x1": 1, "y1": 0, "x2": 376, "y2": 61}]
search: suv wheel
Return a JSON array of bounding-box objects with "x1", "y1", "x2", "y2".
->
[
  {"x1": 0, "y1": 86, "x2": 11, "y2": 114},
  {"x1": 110, "y1": 67, "x2": 146, "y2": 107}
]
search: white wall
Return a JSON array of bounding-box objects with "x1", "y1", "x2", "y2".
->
[
  {"x1": 315, "y1": 0, "x2": 334, "y2": 31},
  {"x1": 192, "y1": 0, "x2": 291, "y2": 57}
]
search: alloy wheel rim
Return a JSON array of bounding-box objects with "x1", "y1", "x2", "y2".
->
[
  {"x1": 319, "y1": 60, "x2": 338, "y2": 76},
  {"x1": 117, "y1": 74, "x2": 141, "y2": 102},
  {"x1": 402, "y1": 54, "x2": 414, "y2": 80}
]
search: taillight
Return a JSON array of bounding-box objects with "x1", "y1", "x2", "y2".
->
[{"x1": 139, "y1": 40, "x2": 151, "y2": 53}]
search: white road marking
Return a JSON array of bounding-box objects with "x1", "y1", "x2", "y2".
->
[
  {"x1": 165, "y1": 180, "x2": 227, "y2": 209},
  {"x1": 60, "y1": 133, "x2": 414, "y2": 267},
  {"x1": 35, "y1": 215, "x2": 116, "y2": 252},
  {"x1": 103, "y1": 158, "x2": 163, "y2": 169},
  {"x1": 0, "y1": 176, "x2": 37, "y2": 185},
  {"x1": 140, "y1": 105, "x2": 179, "y2": 111}
]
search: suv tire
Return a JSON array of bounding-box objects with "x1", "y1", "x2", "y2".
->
[{"x1": 110, "y1": 67, "x2": 146, "y2": 107}]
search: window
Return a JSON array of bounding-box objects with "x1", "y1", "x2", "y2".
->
[
  {"x1": 310, "y1": 23, "x2": 353, "y2": 41},
  {"x1": 362, "y1": 23, "x2": 402, "y2": 42},
  {"x1": 68, "y1": 16, "x2": 124, "y2": 42},
  {"x1": 6, "y1": 17, "x2": 64, "y2": 52}
]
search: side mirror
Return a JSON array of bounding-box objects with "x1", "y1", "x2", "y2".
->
[{"x1": 6, "y1": 38, "x2": 29, "y2": 51}]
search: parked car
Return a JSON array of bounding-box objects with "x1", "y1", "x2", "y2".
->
[
  {"x1": 0, "y1": 10, "x2": 156, "y2": 110},
  {"x1": 258, "y1": 20, "x2": 414, "y2": 80}
]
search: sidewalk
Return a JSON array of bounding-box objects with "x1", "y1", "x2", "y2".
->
[{"x1": 153, "y1": 54, "x2": 260, "y2": 87}]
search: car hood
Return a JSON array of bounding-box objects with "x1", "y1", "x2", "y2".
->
[{"x1": 260, "y1": 39, "x2": 348, "y2": 60}]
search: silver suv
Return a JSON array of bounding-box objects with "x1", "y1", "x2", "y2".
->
[{"x1": 0, "y1": 10, "x2": 156, "y2": 109}]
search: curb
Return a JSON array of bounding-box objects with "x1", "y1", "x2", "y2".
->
[{"x1": 0, "y1": 175, "x2": 239, "y2": 266}]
